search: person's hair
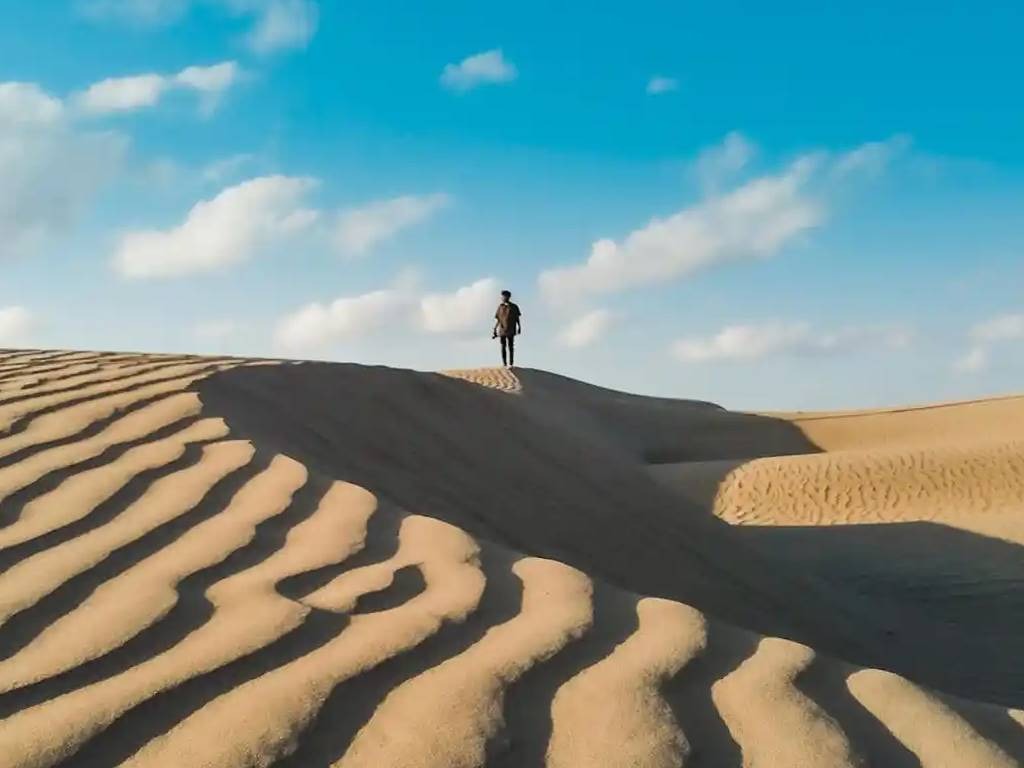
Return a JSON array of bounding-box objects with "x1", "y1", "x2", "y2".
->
[{"x1": 501, "y1": 290, "x2": 511, "y2": 298}]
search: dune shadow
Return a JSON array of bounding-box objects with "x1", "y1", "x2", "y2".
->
[
  {"x1": 193, "y1": 363, "x2": 863, "y2": 659},
  {"x1": 275, "y1": 545, "x2": 525, "y2": 767},
  {"x1": 511, "y1": 368, "x2": 823, "y2": 465},
  {"x1": 662, "y1": 622, "x2": 758, "y2": 768},
  {"x1": 491, "y1": 581, "x2": 640, "y2": 768},
  {"x1": 733, "y1": 522, "x2": 1024, "y2": 708},
  {"x1": 0, "y1": 463, "x2": 333, "y2": 719},
  {"x1": 797, "y1": 660, "x2": 922, "y2": 768}
]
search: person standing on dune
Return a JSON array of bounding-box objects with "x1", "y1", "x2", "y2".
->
[{"x1": 492, "y1": 290, "x2": 522, "y2": 367}]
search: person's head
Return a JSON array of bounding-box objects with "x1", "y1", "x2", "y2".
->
[{"x1": 500, "y1": 290, "x2": 511, "y2": 302}]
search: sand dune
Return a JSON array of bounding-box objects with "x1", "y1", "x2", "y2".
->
[{"x1": 0, "y1": 351, "x2": 1020, "y2": 766}]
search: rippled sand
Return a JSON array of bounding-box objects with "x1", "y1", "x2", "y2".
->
[{"x1": 0, "y1": 350, "x2": 1020, "y2": 767}]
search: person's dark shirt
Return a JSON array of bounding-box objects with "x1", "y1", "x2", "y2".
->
[{"x1": 495, "y1": 302, "x2": 521, "y2": 336}]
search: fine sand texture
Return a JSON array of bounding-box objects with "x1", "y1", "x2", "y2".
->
[{"x1": 0, "y1": 350, "x2": 1020, "y2": 767}]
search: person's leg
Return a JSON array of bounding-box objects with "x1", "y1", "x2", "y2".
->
[
  {"x1": 508, "y1": 335, "x2": 515, "y2": 367},
  {"x1": 500, "y1": 336, "x2": 508, "y2": 366}
]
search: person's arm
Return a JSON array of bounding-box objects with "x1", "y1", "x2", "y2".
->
[{"x1": 492, "y1": 311, "x2": 499, "y2": 337}]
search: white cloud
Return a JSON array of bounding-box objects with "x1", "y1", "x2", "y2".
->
[
  {"x1": 557, "y1": 309, "x2": 614, "y2": 349},
  {"x1": 540, "y1": 137, "x2": 907, "y2": 305},
  {"x1": 540, "y1": 156, "x2": 822, "y2": 304},
  {"x1": 80, "y1": 0, "x2": 319, "y2": 53},
  {"x1": 0, "y1": 307, "x2": 36, "y2": 346},
  {"x1": 441, "y1": 49, "x2": 517, "y2": 92},
  {"x1": 418, "y1": 277, "x2": 499, "y2": 334},
  {"x1": 333, "y1": 193, "x2": 451, "y2": 255},
  {"x1": 831, "y1": 134, "x2": 911, "y2": 178},
  {"x1": 971, "y1": 313, "x2": 1024, "y2": 343},
  {"x1": 672, "y1": 322, "x2": 911, "y2": 363},
  {"x1": 112, "y1": 175, "x2": 319, "y2": 279},
  {"x1": 955, "y1": 312, "x2": 1024, "y2": 374},
  {"x1": 695, "y1": 131, "x2": 756, "y2": 191},
  {"x1": 77, "y1": 74, "x2": 168, "y2": 113},
  {"x1": 954, "y1": 346, "x2": 988, "y2": 374},
  {"x1": 76, "y1": 61, "x2": 240, "y2": 115},
  {"x1": 0, "y1": 82, "x2": 125, "y2": 259},
  {"x1": 275, "y1": 275, "x2": 500, "y2": 351},
  {"x1": 275, "y1": 288, "x2": 410, "y2": 351},
  {"x1": 0, "y1": 82, "x2": 64, "y2": 126},
  {"x1": 646, "y1": 76, "x2": 678, "y2": 95},
  {"x1": 175, "y1": 61, "x2": 240, "y2": 92},
  {"x1": 242, "y1": 0, "x2": 319, "y2": 53},
  {"x1": 202, "y1": 153, "x2": 255, "y2": 183}
]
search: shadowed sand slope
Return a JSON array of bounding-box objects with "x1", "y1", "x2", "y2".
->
[{"x1": 0, "y1": 350, "x2": 1020, "y2": 767}]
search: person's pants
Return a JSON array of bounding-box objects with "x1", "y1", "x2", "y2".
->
[{"x1": 500, "y1": 335, "x2": 514, "y2": 366}]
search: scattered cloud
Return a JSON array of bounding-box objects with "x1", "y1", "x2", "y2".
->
[
  {"x1": 971, "y1": 313, "x2": 1024, "y2": 343},
  {"x1": 275, "y1": 275, "x2": 501, "y2": 351},
  {"x1": 441, "y1": 49, "x2": 517, "y2": 92},
  {"x1": 672, "y1": 322, "x2": 911, "y2": 363},
  {"x1": 0, "y1": 306, "x2": 37, "y2": 346},
  {"x1": 955, "y1": 312, "x2": 1024, "y2": 373},
  {"x1": 419, "y1": 277, "x2": 499, "y2": 334},
  {"x1": 557, "y1": 309, "x2": 614, "y2": 349},
  {"x1": 695, "y1": 131, "x2": 756, "y2": 191},
  {"x1": 0, "y1": 81, "x2": 126, "y2": 259},
  {"x1": 202, "y1": 153, "x2": 255, "y2": 183},
  {"x1": 540, "y1": 156, "x2": 822, "y2": 304},
  {"x1": 79, "y1": 0, "x2": 319, "y2": 53},
  {"x1": 241, "y1": 0, "x2": 319, "y2": 54},
  {"x1": 77, "y1": 74, "x2": 168, "y2": 113},
  {"x1": 831, "y1": 134, "x2": 912, "y2": 179},
  {"x1": 0, "y1": 82, "x2": 64, "y2": 125},
  {"x1": 333, "y1": 193, "x2": 451, "y2": 255},
  {"x1": 646, "y1": 76, "x2": 678, "y2": 95},
  {"x1": 954, "y1": 346, "x2": 988, "y2": 374},
  {"x1": 112, "y1": 175, "x2": 319, "y2": 279},
  {"x1": 540, "y1": 136, "x2": 907, "y2": 305},
  {"x1": 275, "y1": 287, "x2": 411, "y2": 351},
  {"x1": 75, "y1": 61, "x2": 240, "y2": 115}
]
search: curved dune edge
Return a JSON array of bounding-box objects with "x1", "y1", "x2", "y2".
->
[{"x1": 0, "y1": 351, "x2": 1018, "y2": 766}]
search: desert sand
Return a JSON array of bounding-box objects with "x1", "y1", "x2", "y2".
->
[{"x1": 0, "y1": 349, "x2": 1020, "y2": 767}]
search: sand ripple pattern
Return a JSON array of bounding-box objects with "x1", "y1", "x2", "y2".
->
[
  {"x1": 0, "y1": 352, "x2": 1019, "y2": 767},
  {"x1": 441, "y1": 367, "x2": 523, "y2": 393}
]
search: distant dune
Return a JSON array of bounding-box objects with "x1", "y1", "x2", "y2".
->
[{"x1": 0, "y1": 349, "x2": 1020, "y2": 766}]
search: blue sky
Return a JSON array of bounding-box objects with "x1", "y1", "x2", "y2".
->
[{"x1": 1, "y1": 1, "x2": 1022, "y2": 409}]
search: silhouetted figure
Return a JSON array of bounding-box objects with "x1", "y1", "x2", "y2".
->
[{"x1": 492, "y1": 290, "x2": 522, "y2": 367}]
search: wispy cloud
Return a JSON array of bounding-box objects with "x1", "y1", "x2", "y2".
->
[
  {"x1": 79, "y1": 0, "x2": 319, "y2": 53},
  {"x1": 202, "y1": 153, "x2": 256, "y2": 184},
  {"x1": 75, "y1": 61, "x2": 241, "y2": 115},
  {"x1": 419, "y1": 277, "x2": 498, "y2": 334},
  {"x1": 646, "y1": 76, "x2": 678, "y2": 95},
  {"x1": 0, "y1": 81, "x2": 125, "y2": 259},
  {"x1": 556, "y1": 309, "x2": 614, "y2": 349},
  {"x1": 242, "y1": 0, "x2": 319, "y2": 54},
  {"x1": 112, "y1": 175, "x2": 319, "y2": 279},
  {"x1": 955, "y1": 312, "x2": 1024, "y2": 373},
  {"x1": 0, "y1": 306, "x2": 37, "y2": 346},
  {"x1": 539, "y1": 135, "x2": 908, "y2": 305},
  {"x1": 694, "y1": 131, "x2": 756, "y2": 191},
  {"x1": 333, "y1": 193, "x2": 451, "y2": 255},
  {"x1": 672, "y1": 322, "x2": 912, "y2": 363},
  {"x1": 441, "y1": 49, "x2": 517, "y2": 92},
  {"x1": 275, "y1": 276, "x2": 500, "y2": 351}
]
